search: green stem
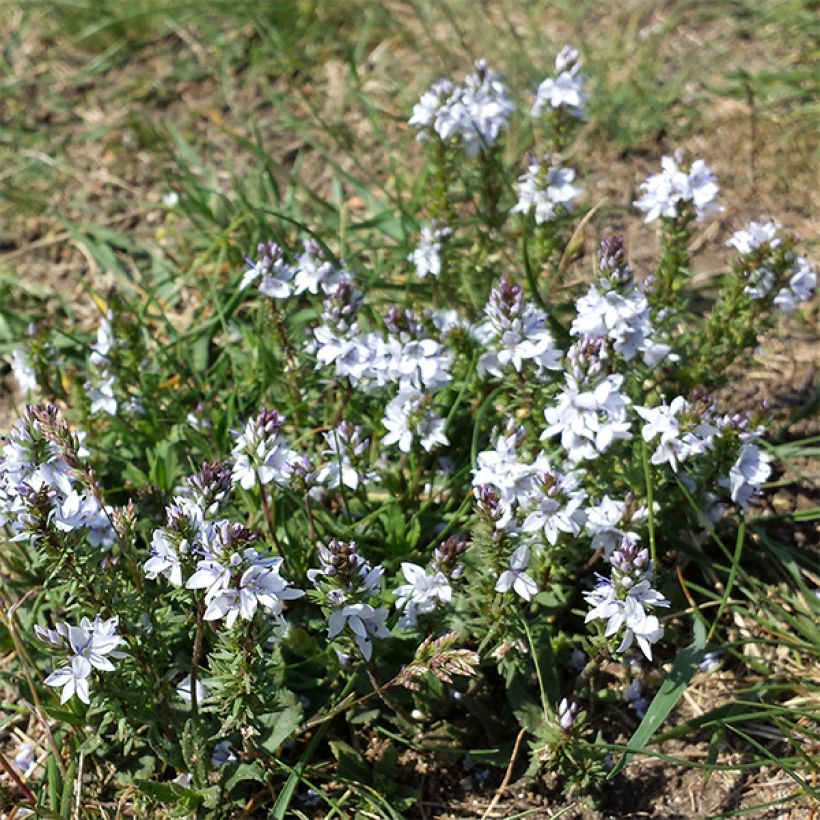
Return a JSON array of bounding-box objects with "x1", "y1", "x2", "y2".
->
[
  {"x1": 640, "y1": 438, "x2": 657, "y2": 568},
  {"x1": 521, "y1": 617, "x2": 550, "y2": 722}
]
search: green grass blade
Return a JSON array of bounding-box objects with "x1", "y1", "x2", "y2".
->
[{"x1": 607, "y1": 617, "x2": 706, "y2": 778}]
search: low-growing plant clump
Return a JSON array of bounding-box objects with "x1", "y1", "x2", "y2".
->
[{"x1": 1, "y1": 46, "x2": 816, "y2": 817}]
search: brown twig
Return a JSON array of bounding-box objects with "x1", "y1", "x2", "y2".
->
[
  {"x1": 480, "y1": 726, "x2": 527, "y2": 820},
  {"x1": 0, "y1": 748, "x2": 36, "y2": 803}
]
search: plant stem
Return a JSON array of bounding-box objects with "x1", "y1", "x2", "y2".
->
[
  {"x1": 640, "y1": 438, "x2": 657, "y2": 568},
  {"x1": 190, "y1": 602, "x2": 206, "y2": 722}
]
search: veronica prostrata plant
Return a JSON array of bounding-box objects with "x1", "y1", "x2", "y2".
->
[{"x1": 0, "y1": 44, "x2": 815, "y2": 815}]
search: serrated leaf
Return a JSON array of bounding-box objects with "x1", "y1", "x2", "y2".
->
[{"x1": 181, "y1": 718, "x2": 208, "y2": 786}]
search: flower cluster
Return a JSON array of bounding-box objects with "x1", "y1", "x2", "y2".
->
[
  {"x1": 382, "y1": 389, "x2": 449, "y2": 454},
  {"x1": 242, "y1": 238, "x2": 353, "y2": 301},
  {"x1": 571, "y1": 237, "x2": 674, "y2": 366},
  {"x1": 312, "y1": 299, "x2": 452, "y2": 393},
  {"x1": 531, "y1": 45, "x2": 587, "y2": 120},
  {"x1": 512, "y1": 156, "x2": 582, "y2": 224},
  {"x1": 10, "y1": 345, "x2": 38, "y2": 395},
  {"x1": 726, "y1": 439, "x2": 771, "y2": 510},
  {"x1": 584, "y1": 539, "x2": 670, "y2": 659},
  {"x1": 241, "y1": 240, "x2": 294, "y2": 299},
  {"x1": 475, "y1": 278, "x2": 562, "y2": 378},
  {"x1": 144, "y1": 497, "x2": 207, "y2": 587},
  {"x1": 634, "y1": 150, "x2": 721, "y2": 223},
  {"x1": 409, "y1": 60, "x2": 515, "y2": 155},
  {"x1": 636, "y1": 396, "x2": 717, "y2": 471},
  {"x1": 393, "y1": 536, "x2": 467, "y2": 627},
  {"x1": 727, "y1": 220, "x2": 816, "y2": 311},
  {"x1": 231, "y1": 407, "x2": 295, "y2": 490},
  {"x1": 185, "y1": 522, "x2": 303, "y2": 627},
  {"x1": 315, "y1": 422, "x2": 373, "y2": 491},
  {"x1": 2, "y1": 44, "x2": 817, "y2": 811},
  {"x1": 308, "y1": 539, "x2": 389, "y2": 660},
  {"x1": 37, "y1": 615, "x2": 126, "y2": 704},
  {"x1": 409, "y1": 223, "x2": 452, "y2": 278},
  {"x1": 0, "y1": 405, "x2": 114, "y2": 548},
  {"x1": 542, "y1": 367, "x2": 632, "y2": 464},
  {"x1": 82, "y1": 312, "x2": 117, "y2": 414}
]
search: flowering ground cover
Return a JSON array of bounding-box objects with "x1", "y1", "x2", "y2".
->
[{"x1": 0, "y1": 2, "x2": 817, "y2": 817}]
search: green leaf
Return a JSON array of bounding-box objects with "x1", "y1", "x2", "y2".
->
[
  {"x1": 181, "y1": 718, "x2": 208, "y2": 787},
  {"x1": 134, "y1": 779, "x2": 204, "y2": 807},
  {"x1": 222, "y1": 761, "x2": 268, "y2": 792},
  {"x1": 47, "y1": 753, "x2": 61, "y2": 812},
  {"x1": 59, "y1": 759, "x2": 76, "y2": 818},
  {"x1": 329, "y1": 739, "x2": 372, "y2": 784},
  {"x1": 257, "y1": 704, "x2": 302, "y2": 755},
  {"x1": 608, "y1": 617, "x2": 707, "y2": 778}
]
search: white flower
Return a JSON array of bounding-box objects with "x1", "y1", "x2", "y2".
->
[
  {"x1": 409, "y1": 226, "x2": 444, "y2": 278},
  {"x1": 558, "y1": 698, "x2": 577, "y2": 731},
  {"x1": 293, "y1": 239, "x2": 350, "y2": 295},
  {"x1": 86, "y1": 372, "x2": 117, "y2": 415},
  {"x1": 584, "y1": 496, "x2": 646, "y2": 557},
  {"x1": 495, "y1": 545, "x2": 538, "y2": 601},
  {"x1": 43, "y1": 616, "x2": 126, "y2": 704},
  {"x1": 144, "y1": 499, "x2": 206, "y2": 586},
  {"x1": 555, "y1": 45, "x2": 581, "y2": 74},
  {"x1": 456, "y1": 60, "x2": 515, "y2": 156},
  {"x1": 584, "y1": 579, "x2": 668, "y2": 660},
  {"x1": 476, "y1": 280, "x2": 563, "y2": 379},
  {"x1": 393, "y1": 562, "x2": 452, "y2": 627},
  {"x1": 397, "y1": 338, "x2": 452, "y2": 391},
  {"x1": 774, "y1": 256, "x2": 815, "y2": 313},
  {"x1": 408, "y1": 78, "x2": 456, "y2": 134},
  {"x1": 521, "y1": 475, "x2": 587, "y2": 545},
  {"x1": 177, "y1": 674, "x2": 208, "y2": 704},
  {"x1": 542, "y1": 374, "x2": 632, "y2": 463},
  {"x1": 315, "y1": 423, "x2": 370, "y2": 491},
  {"x1": 45, "y1": 655, "x2": 93, "y2": 704},
  {"x1": 636, "y1": 397, "x2": 715, "y2": 471},
  {"x1": 687, "y1": 159, "x2": 721, "y2": 220},
  {"x1": 211, "y1": 740, "x2": 238, "y2": 767},
  {"x1": 188, "y1": 548, "x2": 303, "y2": 628},
  {"x1": 230, "y1": 409, "x2": 294, "y2": 490},
  {"x1": 571, "y1": 278, "x2": 674, "y2": 367},
  {"x1": 327, "y1": 603, "x2": 391, "y2": 660},
  {"x1": 89, "y1": 312, "x2": 116, "y2": 367},
  {"x1": 727, "y1": 220, "x2": 781, "y2": 255},
  {"x1": 532, "y1": 46, "x2": 587, "y2": 119},
  {"x1": 512, "y1": 160, "x2": 582, "y2": 224},
  {"x1": 472, "y1": 430, "x2": 544, "y2": 524},
  {"x1": 10, "y1": 348, "x2": 38, "y2": 394},
  {"x1": 241, "y1": 241, "x2": 294, "y2": 300},
  {"x1": 728, "y1": 442, "x2": 771, "y2": 510},
  {"x1": 634, "y1": 152, "x2": 721, "y2": 223},
  {"x1": 52, "y1": 489, "x2": 115, "y2": 549},
  {"x1": 532, "y1": 73, "x2": 586, "y2": 118},
  {"x1": 382, "y1": 389, "x2": 448, "y2": 454},
  {"x1": 425, "y1": 308, "x2": 467, "y2": 336},
  {"x1": 13, "y1": 743, "x2": 36, "y2": 774},
  {"x1": 409, "y1": 62, "x2": 514, "y2": 156}
]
